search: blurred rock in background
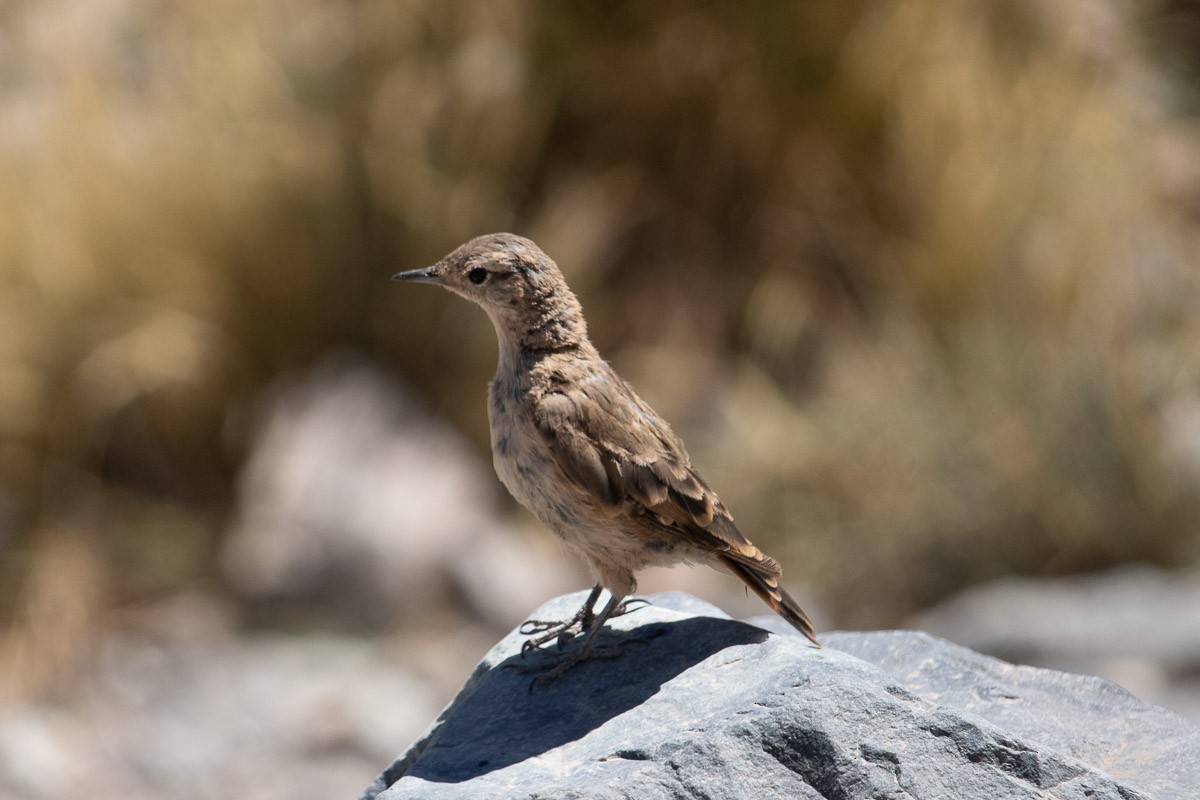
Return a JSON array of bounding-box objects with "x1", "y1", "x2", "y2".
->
[
  {"x1": 912, "y1": 563, "x2": 1200, "y2": 722},
  {"x1": 1, "y1": 1, "x2": 1200, "y2": 798},
  {"x1": 0, "y1": 593, "x2": 439, "y2": 800},
  {"x1": 221, "y1": 353, "x2": 576, "y2": 632}
]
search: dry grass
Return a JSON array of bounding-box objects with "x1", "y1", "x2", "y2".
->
[{"x1": 1, "y1": 0, "x2": 1199, "y2": 688}]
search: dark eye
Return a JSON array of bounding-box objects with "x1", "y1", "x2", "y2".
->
[{"x1": 468, "y1": 267, "x2": 488, "y2": 285}]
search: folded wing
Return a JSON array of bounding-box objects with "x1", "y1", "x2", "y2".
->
[{"x1": 532, "y1": 364, "x2": 818, "y2": 644}]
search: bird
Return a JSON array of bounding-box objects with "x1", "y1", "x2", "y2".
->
[{"x1": 393, "y1": 233, "x2": 819, "y2": 678}]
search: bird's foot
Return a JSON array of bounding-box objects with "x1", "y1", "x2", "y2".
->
[
  {"x1": 519, "y1": 597, "x2": 648, "y2": 655},
  {"x1": 610, "y1": 596, "x2": 649, "y2": 619},
  {"x1": 519, "y1": 613, "x2": 590, "y2": 654}
]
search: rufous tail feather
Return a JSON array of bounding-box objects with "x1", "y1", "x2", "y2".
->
[{"x1": 719, "y1": 554, "x2": 820, "y2": 646}]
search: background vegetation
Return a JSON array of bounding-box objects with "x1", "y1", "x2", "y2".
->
[{"x1": 2, "y1": 0, "x2": 1200, "y2": 699}]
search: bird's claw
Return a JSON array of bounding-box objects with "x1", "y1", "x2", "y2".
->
[
  {"x1": 518, "y1": 617, "x2": 585, "y2": 654},
  {"x1": 517, "y1": 596, "x2": 649, "y2": 656},
  {"x1": 611, "y1": 597, "x2": 649, "y2": 618}
]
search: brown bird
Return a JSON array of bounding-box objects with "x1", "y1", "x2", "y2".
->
[{"x1": 394, "y1": 233, "x2": 818, "y2": 678}]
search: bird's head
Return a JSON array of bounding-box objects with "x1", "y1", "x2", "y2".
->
[{"x1": 393, "y1": 233, "x2": 589, "y2": 352}]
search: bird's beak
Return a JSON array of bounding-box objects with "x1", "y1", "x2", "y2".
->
[{"x1": 391, "y1": 266, "x2": 442, "y2": 285}]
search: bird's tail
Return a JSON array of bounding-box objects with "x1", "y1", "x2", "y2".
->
[{"x1": 720, "y1": 554, "x2": 820, "y2": 646}]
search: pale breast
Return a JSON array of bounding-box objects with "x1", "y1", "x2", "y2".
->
[
  {"x1": 486, "y1": 369, "x2": 696, "y2": 580},
  {"x1": 488, "y1": 373, "x2": 582, "y2": 532}
]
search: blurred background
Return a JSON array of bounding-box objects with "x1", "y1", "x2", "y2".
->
[{"x1": 2, "y1": 1, "x2": 1200, "y2": 797}]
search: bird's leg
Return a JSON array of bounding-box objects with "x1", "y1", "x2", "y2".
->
[
  {"x1": 519, "y1": 585, "x2": 604, "y2": 654},
  {"x1": 519, "y1": 588, "x2": 651, "y2": 655},
  {"x1": 609, "y1": 596, "x2": 649, "y2": 619},
  {"x1": 520, "y1": 592, "x2": 629, "y2": 684}
]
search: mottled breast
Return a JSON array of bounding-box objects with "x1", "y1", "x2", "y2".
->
[{"x1": 487, "y1": 370, "x2": 582, "y2": 533}]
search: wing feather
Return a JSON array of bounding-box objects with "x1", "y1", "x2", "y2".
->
[
  {"x1": 532, "y1": 362, "x2": 820, "y2": 645},
  {"x1": 532, "y1": 364, "x2": 744, "y2": 552},
  {"x1": 536, "y1": 392, "x2": 622, "y2": 508}
]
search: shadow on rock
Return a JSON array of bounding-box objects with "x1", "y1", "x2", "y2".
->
[{"x1": 402, "y1": 616, "x2": 768, "y2": 783}]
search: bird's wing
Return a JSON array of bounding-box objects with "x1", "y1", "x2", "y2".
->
[
  {"x1": 532, "y1": 365, "x2": 763, "y2": 564},
  {"x1": 533, "y1": 364, "x2": 820, "y2": 645}
]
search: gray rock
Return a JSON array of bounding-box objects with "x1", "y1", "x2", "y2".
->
[
  {"x1": 222, "y1": 354, "x2": 490, "y2": 623},
  {"x1": 364, "y1": 591, "x2": 1200, "y2": 800},
  {"x1": 910, "y1": 565, "x2": 1200, "y2": 722},
  {"x1": 221, "y1": 353, "x2": 576, "y2": 629},
  {"x1": 0, "y1": 603, "x2": 440, "y2": 800}
]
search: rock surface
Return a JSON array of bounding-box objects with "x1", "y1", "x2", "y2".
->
[
  {"x1": 910, "y1": 564, "x2": 1200, "y2": 722},
  {"x1": 364, "y1": 592, "x2": 1200, "y2": 800}
]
